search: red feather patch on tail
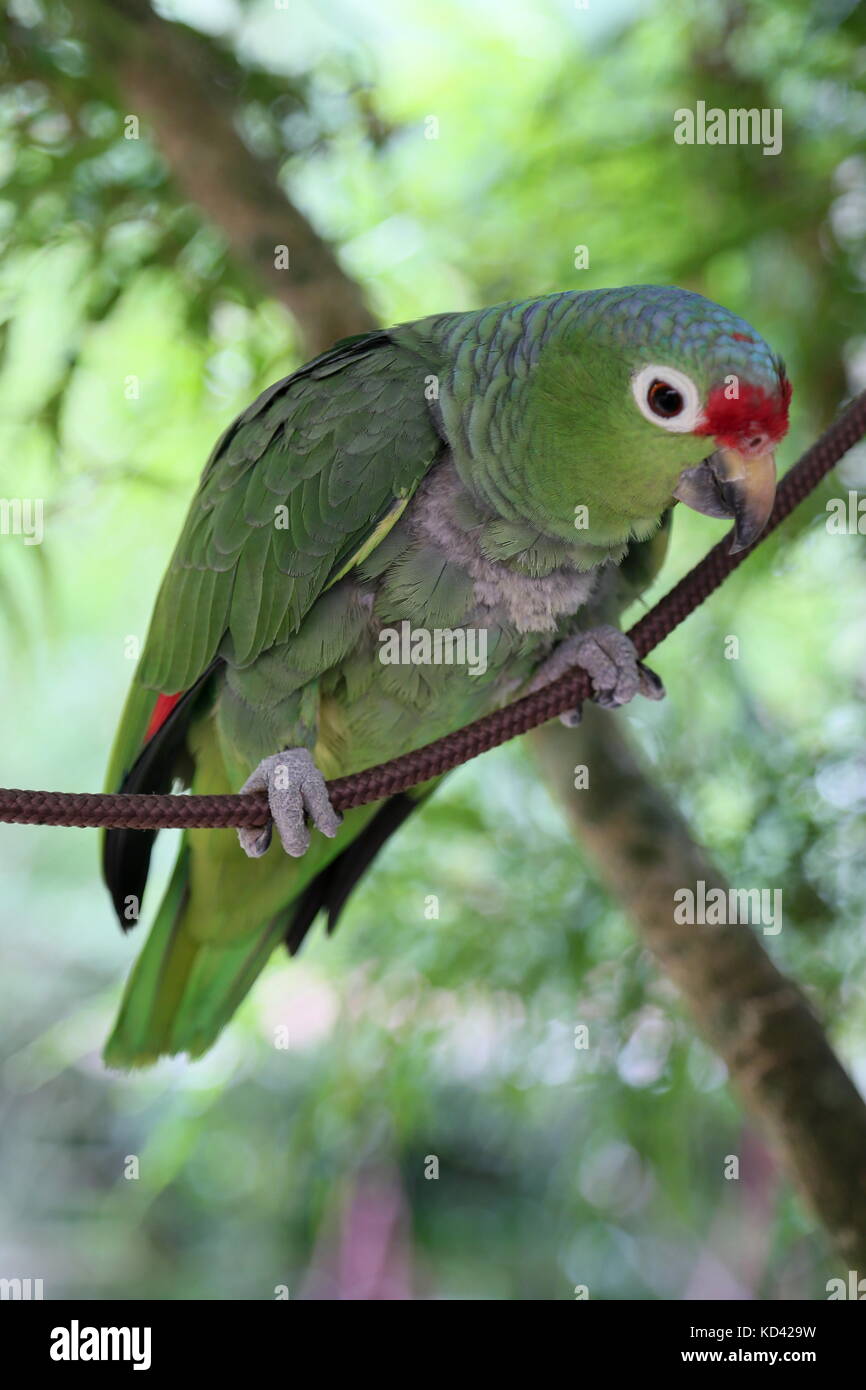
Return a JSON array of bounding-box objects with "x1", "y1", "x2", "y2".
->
[{"x1": 145, "y1": 692, "x2": 183, "y2": 742}]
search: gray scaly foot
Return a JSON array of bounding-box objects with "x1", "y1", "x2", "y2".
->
[
  {"x1": 237, "y1": 748, "x2": 342, "y2": 859},
  {"x1": 528, "y1": 625, "x2": 665, "y2": 726}
]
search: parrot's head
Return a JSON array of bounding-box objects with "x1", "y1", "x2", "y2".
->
[
  {"x1": 538, "y1": 285, "x2": 791, "y2": 550},
  {"x1": 627, "y1": 291, "x2": 791, "y2": 553}
]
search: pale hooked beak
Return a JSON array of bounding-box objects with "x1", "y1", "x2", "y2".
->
[{"x1": 673, "y1": 447, "x2": 777, "y2": 554}]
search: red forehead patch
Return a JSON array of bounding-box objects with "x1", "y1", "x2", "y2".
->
[{"x1": 694, "y1": 377, "x2": 791, "y2": 449}]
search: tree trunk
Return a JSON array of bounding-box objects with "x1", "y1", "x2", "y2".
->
[{"x1": 533, "y1": 709, "x2": 866, "y2": 1269}]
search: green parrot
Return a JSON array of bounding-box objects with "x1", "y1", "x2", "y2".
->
[{"x1": 102, "y1": 284, "x2": 790, "y2": 1067}]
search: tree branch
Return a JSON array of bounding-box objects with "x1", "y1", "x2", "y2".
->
[{"x1": 94, "y1": 0, "x2": 376, "y2": 352}]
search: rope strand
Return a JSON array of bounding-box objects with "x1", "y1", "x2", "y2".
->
[{"x1": 3, "y1": 388, "x2": 865, "y2": 830}]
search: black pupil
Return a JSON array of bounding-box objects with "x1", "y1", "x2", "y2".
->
[{"x1": 649, "y1": 381, "x2": 683, "y2": 417}]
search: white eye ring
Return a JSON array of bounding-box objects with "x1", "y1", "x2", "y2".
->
[{"x1": 631, "y1": 364, "x2": 704, "y2": 433}]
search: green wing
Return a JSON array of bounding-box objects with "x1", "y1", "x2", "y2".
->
[{"x1": 137, "y1": 331, "x2": 443, "y2": 695}]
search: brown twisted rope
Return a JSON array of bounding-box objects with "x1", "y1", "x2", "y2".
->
[{"x1": 3, "y1": 389, "x2": 865, "y2": 831}]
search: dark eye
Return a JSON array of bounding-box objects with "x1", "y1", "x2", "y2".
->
[{"x1": 647, "y1": 380, "x2": 684, "y2": 418}]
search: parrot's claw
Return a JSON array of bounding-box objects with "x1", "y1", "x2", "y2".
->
[
  {"x1": 237, "y1": 748, "x2": 342, "y2": 859},
  {"x1": 571, "y1": 625, "x2": 665, "y2": 715},
  {"x1": 528, "y1": 626, "x2": 665, "y2": 725}
]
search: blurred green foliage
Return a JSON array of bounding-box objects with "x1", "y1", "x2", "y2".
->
[{"x1": 1, "y1": 0, "x2": 865, "y2": 1299}]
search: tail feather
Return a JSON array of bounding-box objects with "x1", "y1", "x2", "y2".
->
[
  {"x1": 103, "y1": 723, "x2": 441, "y2": 1066},
  {"x1": 103, "y1": 844, "x2": 282, "y2": 1068},
  {"x1": 284, "y1": 790, "x2": 430, "y2": 954},
  {"x1": 102, "y1": 662, "x2": 219, "y2": 930}
]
